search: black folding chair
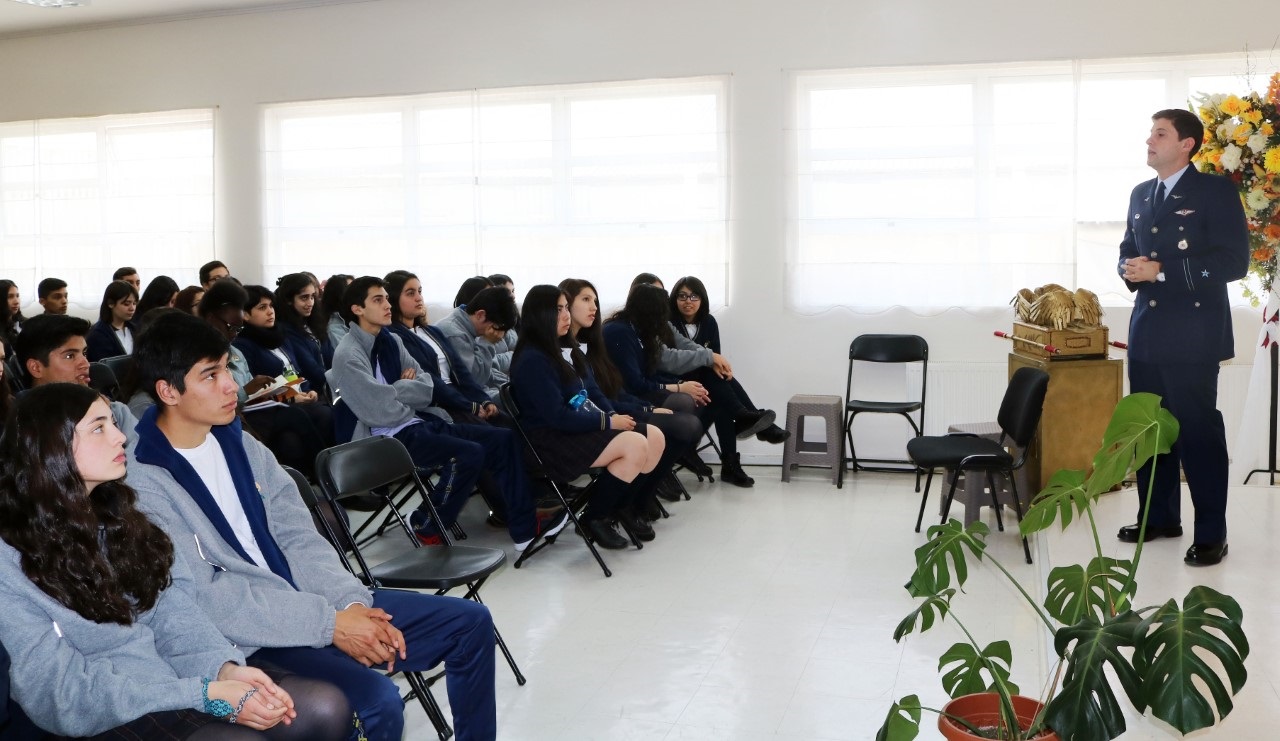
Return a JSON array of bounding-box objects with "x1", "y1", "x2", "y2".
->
[
  {"x1": 498, "y1": 382, "x2": 620, "y2": 577},
  {"x1": 4, "y1": 355, "x2": 25, "y2": 393},
  {"x1": 842, "y1": 334, "x2": 928, "y2": 490},
  {"x1": 905, "y1": 366, "x2": 1049, "y2": 564},
  {"x1": 88, "y1": 362, "x2": 119, "y2": 399}
]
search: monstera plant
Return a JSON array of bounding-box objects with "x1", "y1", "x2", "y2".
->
[{"x1": 877, "y1": 393, "x2": 1250, "y2": 740}]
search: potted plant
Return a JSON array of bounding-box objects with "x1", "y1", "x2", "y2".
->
[{"x1": 876, "y1": 393, "x2": 1250, "y2": 740}]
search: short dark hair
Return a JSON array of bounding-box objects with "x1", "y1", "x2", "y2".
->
[
  {"x1": 630, "y1": 272, "x2": 663, "y2": 291},
  {"x1": 453, "y1": 276, "x2": 493, "y2": 308},
  {"x1": 37, "y1": 277, "x2": 67, "y2": 300},
  {"x1": 197, "y1": 278, "x2": 249, "y2": 319},
  {"x1": 98, "y1": 281, "x2": 140, "y2": 324},
  {"x1": 320, "y1": 274, "x2": 354, "y2": 326},
  {"x1": 465, "y1": 286, "x2": 517, "y2": 330},
  {"x1": 112, "y1": 267, "x2": 138, "y2": 281},
  {"x1": 133, "y1": 312, "x2": 230, "y2": 405},
  {"x1": 198, "y1": 260, "x2": 229, "y2": 286},
  {"x1": 241, "y1": 285, "x2": 274, "y2": 313},
  {"x1": 341, "y1": 276, "x2": 386, "y2": 325},
  {"x1": 487, "y1": 273, "x2": 513, "y2": 287},
  {"x1": 1153, "y1": 108, "x2": 1204, "y2": 158},
  {"x1": 15, "y1": 314, "x2": 91, "y2": 368}
]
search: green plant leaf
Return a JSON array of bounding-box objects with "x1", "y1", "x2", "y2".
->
[
  {"x1": 1021, "y1": 468, "x2": 1089, "y2": 536},
  {"x1": 938, "y1": 640, "x2": 1020, "y2": 698},
  {"x1": 1134, "y1": 586, "x2": 1250, "y2": 734},
  {"x1": 875, "y1": 695, "x2": 921, "y2": 741},
  {"x1": 906, "y1": 519, "x2": 988, "y2": 597},
  {"x1": 1086, "y1": 392, "x2": 1179, "y2": 497},
  {"x1": 1043, "y1": 556, "x2": 1135, "y2": 626},
  {"x1": 892, "y1": 589, "x2": 955, "y2": 642},
  {"x1": 1044, "y1": 611, "x2": 1144, "y2": 741}
]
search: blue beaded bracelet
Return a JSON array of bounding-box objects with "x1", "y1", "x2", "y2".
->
[{"x1": 201, "y1": 678, "x2": 234, "y2": 718}]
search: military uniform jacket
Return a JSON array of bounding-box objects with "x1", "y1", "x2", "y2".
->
[{"x1": 1118, "y1": 166, "x2": 1249, "y2": 364}]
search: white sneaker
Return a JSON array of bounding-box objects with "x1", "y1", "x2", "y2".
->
[{"x1": 514, "y1": 510, "x2": 569, "y2": 552}]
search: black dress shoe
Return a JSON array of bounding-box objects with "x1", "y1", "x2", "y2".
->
[
  {"x1": 734, "y1": 408, "x2": 777, "y2": 440},
  {"x1": 1185, "y1": 542, "x2": 1228, "y2": 566},
  {"x1": 756, "y1": 424, "x2": 791, "y2": 445},
  {"x1": 617, "y1": 510, "x2": 655, "y2": 542},
  {"x1": 1117, "y1": 523, "x2": 1183, "y2": 543},
  {"x1": 581, "y1": 518, "x2": 629, "y2": 549}
]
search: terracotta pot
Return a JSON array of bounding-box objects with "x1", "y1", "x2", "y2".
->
[{"x1": 937, "y1": 693, "x2": 1060, "y2": 740}]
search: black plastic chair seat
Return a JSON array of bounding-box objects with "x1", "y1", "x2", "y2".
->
[
  {"x1": 847, "y1": 399, "x2": 923, "y2": 414},
  {"x1": 365, "y1": 545, "x2": 506, "y2": 590},
  {"x1": 906, "y1": 435, "x2": 1013, "y2": 470}
]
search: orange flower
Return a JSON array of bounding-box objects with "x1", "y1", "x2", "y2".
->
[{"x1": 1254, "y1": 247, "x2": 1276, "y2": 262}]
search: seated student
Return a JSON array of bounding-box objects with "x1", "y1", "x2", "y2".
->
[
  {"x1": 200, "y1": 260, "x2": 231, "y2": 289},
  {"x1": 197, "y1": 281, "x2": 327, "y2": 480},
  {"x1": 15, "y1": 313, "x2": 139, "y2": 445},
  {"x1": 435, "y1": 286, "x2": 519, "y2": 402},
  {"x1": 452, "y1": 275, "x2": 493, "y2": 309},
  {"x1": 0, "y1": 383, "x2": 350, "y2": 740},
  {"x1": 561, "y1": 278, "x2": 702, "y2": 510},
  {"x1": 113, "y1": 265, "x2": 143, "y2": 292},
  {"x1": 328, "y1": 276, "x2": 560, "y2": 550},
  {"x1": 125, "y1": 311, "x2": 499, "y2": 741},
  {"x1": 670, "y1": 275, "x2": 788, "y2": 444},
  {"x1": 275, "y1": 273, "x2": 334, "y2": 396},
  {"x1": 0, "y1": 279, "x2": 25, "y2": 347},
  {"x1": 603, "y1": 284, "x2": 772, "y2": 488},
  {"x1": 385, "y1": 270, "x2": 498, "y2": 423},
  {"x1": 37, "y1": 277, "x2": 68, "y2": 316},
  {"x1": 321, "y1": 274, "x2": 354, "y2": 349},
  {"x1": 175, "y1": 285, "x2": 205, "y2": 316},
  {"x1": 0, "y1": 343, "x2": 11, "y2": 428},
  {"x1": 87, "y1": 280, "x2": 140, "y2": 361},
  {"x1": 510, "y1": 285, "x2": 665, "y2": 548},
  {"x1": 137, "y1": 275, "x2": 181, "y2": 325},
  {"x1": 234, "y1": 285, "x2": 334, "y2": 448}
]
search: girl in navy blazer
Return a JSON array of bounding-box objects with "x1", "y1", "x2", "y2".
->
[
  {"x1": 274, "y1": 273, "x2": 333, "y2": 398},
  {"x1": 86, "y1": 280, "x2": 139, "y2": 361}
]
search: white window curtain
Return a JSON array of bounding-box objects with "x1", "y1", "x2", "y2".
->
[
  {"x1": 789, "y1": 55, "x2": 1278, "y2": 312},
  {"x1": 263, "y1": 76, "x2": 729, "y2": 307},
  {"x1": 0, "y1": 109, "x2": 215, "y2": 313}
]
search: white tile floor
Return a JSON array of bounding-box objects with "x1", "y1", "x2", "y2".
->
[{"x1": 356, "y1": 465, "x2": 1280, "y2": 740}]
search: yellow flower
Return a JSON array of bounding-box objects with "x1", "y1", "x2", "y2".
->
[
  {"x1": 1233, "y1": 122, "x2": 1254, "y2": 145},
  {"x1": 1244, "y1": 109, "x2": 1264, "y2": 125},
  {"x1": 1220, "y1": 95, "x2": 1246, "y2": 116},
  {"x1": 1266, "y1": 148, "x2": 1280, "y2": 175},
  {"x1": 1264, "y1": 122, "x2": 1276, "y2": 137}
]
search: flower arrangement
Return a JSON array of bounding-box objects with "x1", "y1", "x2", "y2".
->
[{"x1": 1193, "y1": 72, "x2": 1280, "y2": 305}]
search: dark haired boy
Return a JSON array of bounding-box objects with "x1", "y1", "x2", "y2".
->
[
  {"x1": 435, "y1": 285, "x2": 519, "y2": 401},
  {"x1": 36, "y1": 277, "x2": 68, "y2": 315},
  {"x1": 126, "y1": 312, "x2": 497, "y2": 741}
]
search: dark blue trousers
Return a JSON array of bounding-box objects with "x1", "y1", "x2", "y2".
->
[
  {"x1": 1128, "y1": 360, "x2": 1229, "y2": 544},
  {"x1": 248, "y1": 590, "x2": 496, "y2": 741}
]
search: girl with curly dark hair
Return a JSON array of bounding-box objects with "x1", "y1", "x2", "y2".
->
[{"x1": 0, "y1": 383, "x2": 350, "y2": 739}]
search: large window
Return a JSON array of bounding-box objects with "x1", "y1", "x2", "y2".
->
[
  {"x1": 264, "y1": 77, "x2": 728, "y2": 306},
  {"x1": 0, "y1": 109, "x2": 215, "y2": 311},
  {"x1": 791, "y1": 55, "x2": 1279, "y2": 311}
]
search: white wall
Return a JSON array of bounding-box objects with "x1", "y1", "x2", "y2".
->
[{"x1": 3, "y1": 0, "x2": 1277, "y2": 462}]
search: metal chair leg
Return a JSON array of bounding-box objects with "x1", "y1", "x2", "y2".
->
[{"x1": 915, "y1": 469, "x2": 935, "y2": 532}]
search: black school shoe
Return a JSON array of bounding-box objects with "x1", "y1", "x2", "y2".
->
[
  {"x1": 581, "y1": 518, "x2": 629, "y2": 549},
  {"x1": 756, "y1": 424, "x2": 790, "y2": 444},
  {"x1": 734, "y1": 408, "x2": 777, "y2": 439}
]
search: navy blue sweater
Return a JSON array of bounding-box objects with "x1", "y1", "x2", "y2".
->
[
  {"x1": 387, "y1": 322, "x2": 491, "y2": 416},
  {"x1": 601, "y1": 321, "x2": 679, "y2": 397},
  {"x1": 509, "y1": 348, "x2": 610, "y2": 432},
  {"x1": 86, "y1": 320, "x2": 137, "y2": 362},
  {"x1": 280, "y1": 322, "x2": 332, "y2": 394}
]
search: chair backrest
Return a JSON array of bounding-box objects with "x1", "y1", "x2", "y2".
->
[
  {"x1": 4, "y1": 356, "x2": 25, "y2": 393},
  {"x1": 848, "y1": 334, "x2": 928, "y2": 364},
  {"x1": 281, "y1": 465, "x2": 357, "y2": 563},
  {"x1": 997, "y1": 366, "x2": 1051, "y2": 448},
  {"x1": 88, "y1": 362, "x2": 118, "y2": 398},
  {"x1": 101, "y1": 354, "x2": 134, "y2": 388}
]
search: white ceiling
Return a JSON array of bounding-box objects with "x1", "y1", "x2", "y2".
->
[{"x1": 0, "y1": 0, "x2": 367, "y2": 38}]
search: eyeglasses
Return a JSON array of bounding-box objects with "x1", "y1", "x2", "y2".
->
[
  {"x1": 675, "y1": 292, "x2": 701, "y2": 302},
  {"x1": 220, "y1": 318, "x2": 244, "y2": 336}
]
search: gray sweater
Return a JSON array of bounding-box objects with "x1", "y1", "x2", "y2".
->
[
  {"x1": 660, "y1": 328, "x2": 714, "y2": 375},
  {"x1": 434, "y1": 306, "x2": 501, "y2": 390},
  {"x1": 0, "y1": 539, "x2": 243, "y2": 736},
  {"x1": 326, "y1": 324, "x2": 448, "y2": 440},
  {"x1": 128, "y1": 429, "x2": 371, "y2": 655}
]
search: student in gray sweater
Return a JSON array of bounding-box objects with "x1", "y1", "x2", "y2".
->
[
  {"x1": 125, "y1": 312, "x2": 498, "y2": 741},
  {"x1": 434, "y1": 286, "x2": 520, "y2": 402},
  {"x1": 0, "y1": 384, "x2": 348, "y2": 739}
]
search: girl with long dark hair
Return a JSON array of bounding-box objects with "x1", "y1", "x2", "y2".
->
[
  {"x1": 274, "y1": 272, "x2": 333, "y2": 396},
  {"x1": 510, "y1": 285, "x2": 664, "y2": 548},
  {"x1": 87, "y1": 280, "x2": 140, "y2": 361},
  {"x1": 0, "y1": 279, "x2": 25, "y2": 352},
  {"x1": 136, "y1": 275, "x2": 181, "y2": 325},
  {"x1": 603, "y1": 284, "x2": 772, "y2": 487},
  {"x1": 669, "y1": 275, "x2": 788, "y2": 444},
  {"x1": 320, "y1": 274, "x2": 354, "y2": 348},
  {"x1": 0, "y1": 383, "x2": 349, "y2": 739}
]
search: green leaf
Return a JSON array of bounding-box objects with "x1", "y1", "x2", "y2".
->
[
  {"x1": 875, "y1": 695, "x2": 921, "y2": 741},
  {"x1": 1044, "y1": 611, "x2": 1145, "y2": 741},
  {"x1": 1021, "y1": 469, "x2": 1089, "y2": 536},
  {"x1": 906, "y1": 519, "x2": 988, "y2": 597},
  {"x1": 1086, "y1": 393, "x2": 1179, "y2": 497},
  {"x1": 892, "y1": 589, "x2": 955, "y2": 642},
  {"x1": 1043, "y1": 556, "x2": 1135, "y2": 626},
  {"x1": 938, "y1": 640, "x2": 1020, "y2": 698},
  {"x1": 1134, "y1": 586, "x2": 1250, "y2": 734}
]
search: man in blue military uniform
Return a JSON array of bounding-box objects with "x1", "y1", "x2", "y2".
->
[{"x1": 1117, "y1": 108, "x2": 1249, "y2": 566}]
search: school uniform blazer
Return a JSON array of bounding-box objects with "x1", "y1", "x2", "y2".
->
[
  {"x1": 673, "y1": 315, "x2": 722, "y2": 353},
  {"x1": 1118, "y1": 166, "x2": 1249, "y2": 364},
  {"x1": 387, "y1": 322, "x2": 489, "y2": 416},
  {"x1": 129, "y1": 411, "x2": 371, "y2": 656},
  {"x1": 0, "y1": 539, "x2": 243, "y2": 736},
  {"x1": 509, "y1": 349, "x2": 610, "y2": 432},
  {"x1": 233, "y1": 336, "x2": 311, "y2": 392},
  {"x1": 281, "y1": 322, "x2": 332, "y2": 394},
  {"x1": 86, "y1": 319, "x2": 136, "y2": 362},
  {"x1": 602, "y1": 321, "x2": 712, "y2": 396}
]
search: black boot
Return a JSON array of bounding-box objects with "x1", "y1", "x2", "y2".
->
[
  {"x1": 734, "y1": 408, "x2": 776, "y2": 439},
  {"x1": 756, "y1": 423, "x2": 790, "y2": 445},
  {"x1": 582, "y1": 518, "x2": 629, "y2": 549},
  {"x1": 721, "y1": 452, "x2": 755, "y2": 488}
]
